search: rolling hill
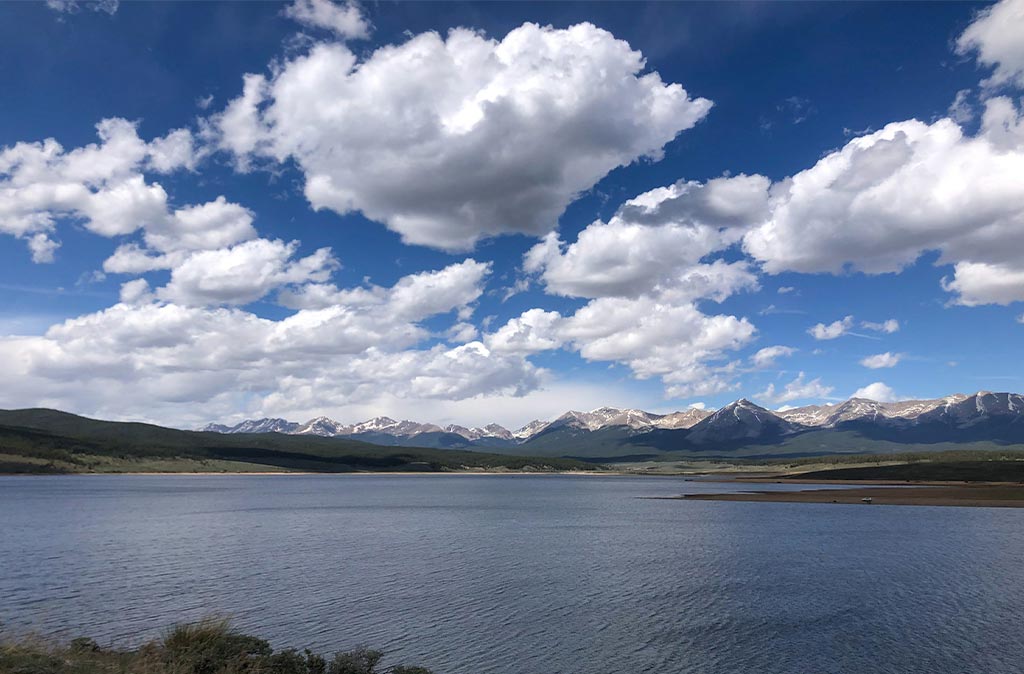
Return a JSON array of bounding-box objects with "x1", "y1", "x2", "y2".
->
[{"x1": 0, "y1": 409, "x2": 596, "y2": 474}]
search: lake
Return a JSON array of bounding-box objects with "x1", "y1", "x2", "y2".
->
[{"x1": 2, "y1": 474, "x2": 1023, "y2": 673}]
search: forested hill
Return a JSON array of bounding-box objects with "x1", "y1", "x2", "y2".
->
[{"x1": 0, "y1": 408, "x2": 595, "y2": 474}]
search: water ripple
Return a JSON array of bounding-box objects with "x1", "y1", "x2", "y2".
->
[{"x1": 2, "y1": 475, "x2": 1023, "y2": 674}]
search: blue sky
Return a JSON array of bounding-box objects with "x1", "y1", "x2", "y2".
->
[{"x1": 1, "y1": 0, "x2": 1022, "y2": 429}]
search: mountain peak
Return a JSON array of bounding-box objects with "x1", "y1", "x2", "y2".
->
[
  {"x1": 732, "y1": 398, "x2": 760, "y2": 408},
  {"x1": 724, "y1": 398, "x2": 767, "y2": 412}
]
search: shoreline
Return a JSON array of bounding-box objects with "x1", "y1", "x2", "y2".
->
[
  {"x1": 673, "y1": 482, "x2": 1024, "y2": 508},
  {"x1": 0, "y1": 469, "x2": 625, "y2": 477}
]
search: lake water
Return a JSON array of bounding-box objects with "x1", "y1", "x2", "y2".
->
[{"x1": 2, "y1": 474, "x2": 1023, "y2": 674}]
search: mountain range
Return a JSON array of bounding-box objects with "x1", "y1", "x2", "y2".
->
[
  {"x1": 202, "y1": 406, "x2": 714, "y2": 447},
  {"x1": 202, "y1": 391, "x2": 1024, "y2": 459}
]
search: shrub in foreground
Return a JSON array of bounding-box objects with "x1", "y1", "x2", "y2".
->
[{"x1": 0, "y1": 619, "x2": 433, "y2": 674}]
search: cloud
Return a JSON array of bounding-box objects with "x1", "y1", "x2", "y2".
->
[
  {"x1": 524, "y1": 174, "x2": 767, "y2": 300},
  {"x1": 560, "y1": 294, "x2": 756, "y2": 397},
  {"x1": 283, "y1": 0, "x2": 371, "y2": 40},
  {"x1": 948, "y1": 89, "x2": 975, "y2": 124},
  {"x1": 510, "y1": 174, "x2": 764, "y2": 399},
  {"x1": 155, "y1": 239, "x2": 338, "y2": 306},
  {"x1": 941, "y1": 261, "x2": 1024, "y2": 306},
  {"x1": 861, "y1": 318, "x2": 899, "y2": 333},
  {"x1": 147, "y1": 128, "x2": 199, "y2": 173},
  {"x1": 278, "y1": 259, "x2": 489, "y2": 320},
  {"x1": 956, "y1": 0, "x2": 1024, "y2": 90},
  {"x1": 852, "y1": 381, "x2": 897, "y2": 402},
  {"x1": 808, "y1": 315, "x2": 853, "y2": 340},
  {"x1": 741, "y1": 98, "x2": 1024, "y2": 306},
  {"x1": 0, "y1": 258, "x2": 541, "y2": 427},
  {"x1": 777, "y1": 286, "x2": 795, "y2": 294},
  {"x1": 485, "y1": 309, "x2": 563, "y2": 355},
  {"x1": 759, "y1": 304, "x2": 806, "y2": 316},
  {"x1": 150, "y1": 197, "x2": 257, "y2": 254},
  {"x1": 45, "y1": 0, "x2": 118, "y2": 15},
  {"x1": 0, "y1": 118, "x2": 212, "y2": 261},
  {"x1": 446, "y1": 322, "x2": 479, "y2": 344},
  {"x1": 860, "y1": 352, "x2": 902, "y2": 369},
  {"x1": 387, "y1": 260, "x2": 490, "y2": 321},
  {"x1": 212, "y1": 22, "x2": 712, "y2": 250},
  {"x1": 745, "y1": 111, "x2": 1024, "y2": 274},
  {"x1": 119, "y1": 279, "x2": 152, "y2": 305},
  {"x1": 480, "y1": 284, "x2": 757, "y2": 400},
  {"x1": 27, "y1": 233, "x2": 60, "y2": 263},
  {"x1": 750, "y1": 345, "x2": 797, "y2": 368},
  {"x1": 757, "y1": 372, "x2": 833, "y2": 405}
]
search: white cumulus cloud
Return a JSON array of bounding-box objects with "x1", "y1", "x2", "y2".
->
[
  {"x1": 0, "y1": 258, "x2": 541, "y2": 427},
  {"x1": 212, "y1": 22, "x2": 712, "y2": 250},
  {"x1": 27, "y1": 233, "x2": 60, "y2": 263},
  {"x1": 852, "y1": 382, "x2": 898, "y2": 402},
  {"x1": 757, "y1": 372, "x2": 833, "y2": 405},
  {"x1": 860, "y1": 352, "x2": 902, "y2": 369},
  {"x1": 956, "y1": 0, "x2": 1024, "y2": 90},
  {"x1": 941, "y1": 261, "x2": 1024, "y2": 306},
  {"x1": 741, "y1": 98, "x2": 1024, "y2": 307},
  {"x1": 524, "y1": 174, "x2": 767, "y2": 300},
  {"x1": 278, "y1": 259, "x2": 489, "y2": 320},
  {"x1": 485, "y1": 309, "x2": 564, "y2": 356},
  {"x1": 0, "y1": 118, "x2": 226, "y2": 263},
  {"x1": 155, "y1": 239, "x2": 338, "y2": 307}
]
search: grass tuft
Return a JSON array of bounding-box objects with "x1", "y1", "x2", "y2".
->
[{"x1": 0, "y1": 620, "x2": 433, "y2": 674}]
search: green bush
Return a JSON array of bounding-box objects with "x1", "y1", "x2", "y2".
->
[{"x1": 0, "y1": 620, "x2": 434, "y2": 674}]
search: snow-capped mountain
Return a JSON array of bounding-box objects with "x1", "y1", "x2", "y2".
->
[
  {"x1": 294, "y1": 416, "x2": 349, "y2": 436},
  {"x1": 513, "y1": 406, "x2": 711, "y2": 438},
  {"x1": 546, "y1": 407, "x2": 633, "y2": 433},
  {"x1": 201, "y1": 404, "x2": 713, "y2": 447},
  {"x1": 444, "y1": 424, "x2": 515, "y2": 441},
  {"x1": 350, "y1": 417, "x2": 443, "y2": 437},
  {"x1": 200, "y1": 392, "x2": 1024, "y2": 455},
  {"x1": 204, "y1": 413, "x2": 514, "y2": 447},
  {"x1": 655, "y1": 408, "x2": 713, "y2": 429},
  {"x1": 914, "y1": 392, "x2": 1024, "y2": 429},
  {"x1": 513, "y1": 419, "x2": 551, "y2": 440},
  {"x1": 777, "y1": 394, "x2": 971, "y2": 428},
  {"x1": 685, "y1": 399, "x2": 803, "y2": 445},
  {"x1": 201, "y1": 418, "x2": 299, "y2": 434}
]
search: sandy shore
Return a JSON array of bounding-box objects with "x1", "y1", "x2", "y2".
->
[{"x1": 678, "y1": 483, "x2": 1024, "y2": 508}]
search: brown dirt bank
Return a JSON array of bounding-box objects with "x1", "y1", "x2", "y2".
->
[{"x1": 678, "y1": 484, "x2": 1024, "y2": 508}]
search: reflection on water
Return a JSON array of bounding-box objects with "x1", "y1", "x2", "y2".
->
[{"x1": 2, "y1": 474, "x2": 1023, "y2": 674}]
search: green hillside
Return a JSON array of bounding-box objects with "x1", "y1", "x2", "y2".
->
[
  {"x1": 792, "y1": 458, "x2": 1024, "y2": 482},
  {"x1": 658, "y1": 430, "x2": 1024, "y2": 461},
  {"x1": 507, "y1": 427, "x2": 1024, "y2": 461},
  {"x1": 0, "y1": 408, "x2": 597, "y2": 474}
]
